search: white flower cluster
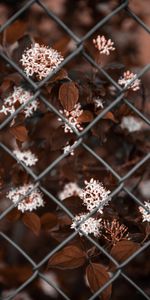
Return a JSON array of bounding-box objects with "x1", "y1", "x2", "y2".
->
[
  {"x1": 13, "y1": 149, "x2": 38, "y2": 167},
  {"x1": 21, "y1": 43, "x2": 64, "y2": 80},
  {"x1": 120, "y1": 116, "x2": 142, "y2": 133},
  {"x1": 93, "y1": 35, "x2": 115, "y2": 55},
  {"x1": 59, "y1": 103, "x2": 83, "y2": 133},
  {"x1": 58, "y1": 182, "x2": 82, "y2": 200},
  {"x1": 71, "y1": 213, "x2": 102, "y2": 237},
  {"x1": 63, "y1": 141, "x2": 78, "y2": 156},
  {"x1": 79, "y1": 178, "x2": 111, "y2": 214},
  {"x1": 0, "y1": 86, "x2": 38, "y2": 118},
  {"x1": 139, "y1": 201, "x2": 150, "y2": 222},
  {"x1": 7, "y1": 184, "x2": 44, "y2": 213},
  {"x1": 71, "y1": 179, "x2": 110, "y2": 237},
  {"x1": 118, "y1": 71, "x2": 140, "y2": 91}
]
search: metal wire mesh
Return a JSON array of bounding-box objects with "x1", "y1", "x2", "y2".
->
[{"x1": 0, "y1": 0, "x2": 150, "y2": 299}]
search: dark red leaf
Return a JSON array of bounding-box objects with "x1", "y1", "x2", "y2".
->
[
  {"x1": 48, "y1": 245, "x2": 86, "y2": 269},
  {"x1": 86, "y1": 263, "x2": 112, "y2": 300},
  {"x1": 0, "y1": 265, "x2": 32, "y2": 286},
  {"x1": 0, "y1": 74, "x2": 22, "y2": 95},
  {"x1": 49, "y1": 68, "x2": 68, "y2": 83},
  {"x1": 110, "y1": 240, "x2": 140, "y2": 271},
  {"x1": 59, "y1": 82, "x2": 79, "y2": 111},
  {"x1": 10, "y1": 126, "x2": 28, "y2": 142},
  {"x1": 22, "y1": 212, "x2": 41, "y2": 236},
  {"x1": 103, "y1": 112, "x2": 118, "y2": 123},
  {"x1": 78, "y1": 110, "x2": 93, "y2": 123},
  {"x1": 4, "y1": 20, "x2": 27, "y2": 44},
  {"x1": 41, "y1": 212, "x2": 58, "y2": 230},
  {"x1": 52, "y1": 36, "x2": 70, "y2": 55},
  {"x1": 6, "y1": 208, "x2": 21, "y2": 222}
]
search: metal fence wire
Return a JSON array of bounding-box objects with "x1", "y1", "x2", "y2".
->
[{"x1": 0, "y1": 0, "x2": 150, "y2": 299}]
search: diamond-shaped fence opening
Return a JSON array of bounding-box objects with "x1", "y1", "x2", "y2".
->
[{"x1": 0, "y1": 0, "x2": 150, "y2": 299}]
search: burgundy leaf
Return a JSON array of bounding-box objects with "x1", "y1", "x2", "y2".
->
[
  {"x1": 48, "y1": 245, "x2": 86, "y2": 269},
  {"x1": 59, "y1": 82, "x2": 79, "y2": 111},
  {"x1": 22, "y1": 212, "x2": 41, "y2": 236},
  {"x1": 86, "y1": 263, "x2": 112, "y2": 300}
]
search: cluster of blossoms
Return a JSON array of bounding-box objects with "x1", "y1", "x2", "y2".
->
[
  {"x1": 0, "y1": 86, "x2": 38, "y2": 118},
  {"x1": 71, "y1": 179, "x2": 111, "y2": 236},
  {"x1": 118, "y1": 70, "x2": 141, "y2": 91},
  {"x1": 139, "y1": 201, "x2": 150, "y2": 222},
  {"x1": 93, "y1": 35, "x2": 115, "y2": 55},
  {"x1": 79, "y1": 178, "x2": 111, "y2": 214},
  {"x1": 59, "y1": 103, "x2": 83, "y2": 133},
  {"x1": 93, "y1": 36, "x2": 140, "y2": 92},
  {"x1": 7, "y1": 184, "x2": 44, "y2": 213},
  {"x1": 21, "y1": 43, "x2": 64, "y2": 80},
  {"x1": 71, "y1": 213, "x2": 102, "y2": 237},
  {"x1": 120, "y1": 116, "x2": 143, "y2": 132},
  {"x1": 103, "y1": 219, "x2": 129, "y2": 245},
  {"x1": 63, "y1": 141, "x2": 78, "y2": 156},
  {"x1": 13, "y1": 149, "x2": 38, "y2": 167},
  {"x1": 58, "y1": 182, "x2": 82, "y2": 200}
]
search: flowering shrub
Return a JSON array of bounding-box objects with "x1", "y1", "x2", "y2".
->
[
  {"x1": 118, "y1": 70, "x2": 141, "y2": 91},
  {"x1": 0, "y1": 86, "x2": 39, "y2": 121},
  {"x1": 58, "y1": 182, "x2": 82, "y2": 200},
  {"x1": 13, "y1": 149, "x2": 38, "y2": 166},
  {"x1": 58, "y1": 103, "x2": 83, "y2": 133},
  {"x1": 7, "y1": 184, "x2": 44, "y2": 212},
  {"x1": 71, "y1": 213, "x2": 102, "y2": 237},
  {"x1": 139, "y1": 201, "x2": 150, "y2": 223},
  {"x1": 63, "y1": 140, "x2": 78, "y2": 156},
  {"x1": 93, "y1": 35, "x2": 115, "y2": 55},
  {"x1": 79, "y1": 178, "x2": 111, "y2": 214},
  {"x1": 0, "y1": 2, "x2": 149, "y2": 300},
  {"x1": 20, "y1": 43, "x2": 64, "y2": 80}
]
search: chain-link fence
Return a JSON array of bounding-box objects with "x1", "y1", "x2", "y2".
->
[{"x1": 0, "y1": 0, "x2": 150, "y2": 299}]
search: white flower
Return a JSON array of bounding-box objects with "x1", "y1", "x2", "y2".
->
[
  {"x1": 24, "y1": 101, "x2": 39, "y2": 117},
  {"x1": 121, "y1": 116, "x2": 142, "y2": 132},
  {"x1": 7, "y1": 184, "x2": 44, "y2": 213},
  {"x1": 0, "y1": 104, "x2": 15, "y2": 115},
  {"x1": 118, "y1": 71, "x2": 140, "y2": 91},
  {"x1": 63, "y1": 141, "x2": 78, "y2": 156},
  {"x1": 58, "y1": 103, "x2": 83, "y2": 133},
  {"x1": 58, "y1": 182, "x2": 82, "y2": 200},
  {"x1": 139, "y1": 201, "x2": 150, "y2": 222},
  {"x1": 39, "y1": 272, "x2": 58, "y2": 298},
  {"x1": 20, "y1": 43, "x2": 64, "y2": 80},
  {"x1": 93, "y1": 35, "x2": 115, "y2": 55},
  {"x1": 13, "y1": 149, "x2": 38, "y2": 166},
  {"x1": 71, "y1": 213, "x2": 102, "y2": 237},
  {"x1": 0, "y1": 86, "x2": 38, "y2": 119},
  {"x1": 79, "y1": 178, "x2": 111, "y2": 214},
  {"x1": 93, "y1": 97, "x2": 104, "y2": 109}
]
